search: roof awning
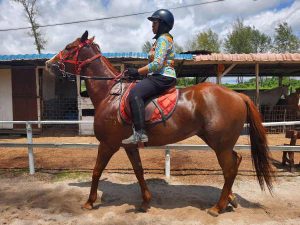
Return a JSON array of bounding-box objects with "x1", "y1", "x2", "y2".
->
[
  {"x1": 193, "y1": 53, "x2": 300, "y2": 64},
  {"x1": 0, "y1": 53, "x2": 299, "y2": 77}
]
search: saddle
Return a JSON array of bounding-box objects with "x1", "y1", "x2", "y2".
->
[{"x1": 119, "y1": 83, "x2": 179, "y2": 125}]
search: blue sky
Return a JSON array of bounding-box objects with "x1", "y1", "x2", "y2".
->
[
  {"x1": 275, "y1": 0, "x2": 295, "y2": 10},
  {"x1": 0, "y1": 0, "x2": 299, "y2": 54}
]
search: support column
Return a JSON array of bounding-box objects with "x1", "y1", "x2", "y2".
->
[
  {"x1": 279, "y1": 76, "x2": 283, "y2": 86},
  {"x1": 255, "y1": 63, "x2": 260, "y2": 109}
]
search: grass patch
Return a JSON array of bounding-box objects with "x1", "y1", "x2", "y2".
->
[
  {"x1": 0, "y1": 168, "x2": 29, "y2": 177},
  {"x1": 52, "y1": 171, "x2": 91, "y2": 182}
]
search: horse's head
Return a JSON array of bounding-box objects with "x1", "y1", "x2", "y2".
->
[
  {"x1": 281, "y1": 85, "x2": 290, "y2": 98},
  {"x1": 284, "y1": 91, "x2": 300, "y2": 117},
  {"x1": 46, "y1": 31, "x2": 100, "y2": 78}
]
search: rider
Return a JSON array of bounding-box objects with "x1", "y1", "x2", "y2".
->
[{"x1": 122, "y1": 9, "x2": 177, "y2": 145}]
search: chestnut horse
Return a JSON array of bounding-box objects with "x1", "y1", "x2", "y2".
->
[{"x1": 46, "y1": 31, "x2": 273, "y2": 216}]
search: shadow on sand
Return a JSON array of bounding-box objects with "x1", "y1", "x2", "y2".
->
[{"x1": 69, "y1": 178, "x2": 262, "y2": 212}]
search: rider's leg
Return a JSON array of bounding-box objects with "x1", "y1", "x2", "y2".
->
[
  {"x1": 122, "y1": 78, "x2": 155, "y2": 144},
  {"x1": 122, "y1": 75, "x2": 176, "y2": 144}
]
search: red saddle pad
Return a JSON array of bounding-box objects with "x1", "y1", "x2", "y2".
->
[{"x1": 119, "y1": 83, "x2": 179, "y2": 125}]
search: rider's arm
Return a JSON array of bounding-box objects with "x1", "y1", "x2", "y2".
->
[{"x1": 138, "y1": 35, "x2": 170, "y2": 76}]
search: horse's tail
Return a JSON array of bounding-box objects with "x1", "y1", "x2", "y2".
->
[{"x1": 240, "y1": 94, "x2": 274, "y2": 193}]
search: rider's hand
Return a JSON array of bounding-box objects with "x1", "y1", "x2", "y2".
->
[{"x1": 125, "y1": 67, "x2": 140, "y2": 78}]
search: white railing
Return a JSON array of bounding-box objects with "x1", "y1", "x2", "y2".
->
[{"x1": 1, "y1": 120, "x2": 300, "y2": 176}]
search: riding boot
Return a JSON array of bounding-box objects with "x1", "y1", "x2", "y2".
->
[{"x1": 122, "y1": 96, "x2": 148, "y2": 144}]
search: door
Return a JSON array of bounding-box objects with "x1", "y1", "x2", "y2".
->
[
  {"x1": 0, "y1": 69, "x2": 13, "y2": 129},
  {"x1": 11, "y1": 67, "x2": 38, "y2": 129}
]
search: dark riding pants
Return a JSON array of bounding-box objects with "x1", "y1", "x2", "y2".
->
[{"x1": 128, "y1": 74, "x2": 176, "y2": 131}]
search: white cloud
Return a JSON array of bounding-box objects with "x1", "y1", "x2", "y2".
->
[{"x1": 0, "y1": 0, "x2": 299, "y2": 54}]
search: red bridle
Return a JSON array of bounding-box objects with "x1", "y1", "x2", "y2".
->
[{"x1": 57, "y1": 39, "x2": 102, "y2": 74}]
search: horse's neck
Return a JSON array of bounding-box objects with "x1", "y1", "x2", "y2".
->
[
  {"x1": 265, "y1": 87, "x2": 285, "y2": 97},
  {"x1": 84, "y1": 60, "x2": 116, "y2": 107}
]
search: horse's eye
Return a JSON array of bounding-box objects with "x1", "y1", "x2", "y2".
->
[{"x1": 65, "y1": 45, "x2": 74, "y2": 50}]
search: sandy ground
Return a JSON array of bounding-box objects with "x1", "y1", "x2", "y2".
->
[
  {"x1": 0, "y1": 134, "x2": 299, "y2": 224},
  {"x1": 0, "y1": 171, "x2": 299, "y2": 225}
]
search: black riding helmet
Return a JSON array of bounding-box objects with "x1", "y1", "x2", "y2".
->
[{"x1": 148, "y1": 9, "x2": 174, "y2": 39}]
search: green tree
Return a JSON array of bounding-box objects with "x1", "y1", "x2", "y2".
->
[
  {"x1": 273, "y1": 22, "x2": 300, "y2": 53},
  {"x1": 12, "y1": 0, "x2": 46, "y2": 54},
  {"x1": 252, "y1": 29, "x2": 272, "y2": 53},
  {"x1": 188, "y1": 29, "x2": 220, "y2": 52},
  {"x1": 223, "y1": 77, "x2": 300, "y2": 91},
  {"x1": 224, "y1": 19, "x2": 271, "y2": 53},
  {"x1": 142, "y1": 41, "x2": 152, "y2": 52}
]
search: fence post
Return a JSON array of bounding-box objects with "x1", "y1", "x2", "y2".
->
[
  {"x1": 165, "y1": 147, "x2": 170, "y2": 178},
  {"x1": 26, "y1": 122, "x2": 35, "y2": 174}
]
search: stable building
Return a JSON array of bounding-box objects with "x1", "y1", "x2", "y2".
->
[{"x1": 0, "y1": 52, "x2": 299, "y2": 135}]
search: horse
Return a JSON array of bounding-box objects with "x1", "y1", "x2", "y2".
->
[
  {"x1": 239, "y1": 86, "x2": 289, "y2": 110},
  {"x1": 45, "y1": 31, "x2": 274, "y2": 217},
  {"x1": 281, "y1": 90, "x2": 300, "y2": 172},
  {"x1": 285, "y1": 91, "x2": 300, "y2": 116}
]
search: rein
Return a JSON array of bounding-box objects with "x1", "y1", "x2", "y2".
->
[{"x1": 52, "y1": 64, "x2": 122, "y2": 81}]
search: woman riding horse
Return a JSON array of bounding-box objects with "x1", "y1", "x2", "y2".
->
[
  {"x1": 45, "y1": 28, "x2": 274, "y2": 216},
  {"x1": 122, "y1": 9, "x2": 177, "y2": 145}
]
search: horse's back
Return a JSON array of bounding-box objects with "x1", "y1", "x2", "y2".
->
[
  {"x1": 175, "y1": 82, "x2": 248, "y2": 150},
  {"x1": 178, "y1": 82, "x2": 248, "y2": 125}
]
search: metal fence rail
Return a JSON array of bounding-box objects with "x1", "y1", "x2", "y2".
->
[{"x1": 1, "y1": 120, "x2": 300, "y2": 176}]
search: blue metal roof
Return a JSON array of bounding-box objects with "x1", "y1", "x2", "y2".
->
[{"x1": 0, "y1": 52, "x2": 193, "y2": 61}]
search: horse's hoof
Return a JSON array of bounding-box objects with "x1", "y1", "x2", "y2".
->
[
  {"x1": 207, "y1": 207, "x2": 219, "y2": 217},
  {"x1": 82, "y1": 202, "x2": 93, "y2": 210},
  {"x1": 290, "y1": 167, "x2": 295, "y2": 173},
  {"x1": 138, "y1": 202, "x2": 150, "y2": 212},
  {"x1": 228, "y1": 195, "x2": 238, "y2": 208}
]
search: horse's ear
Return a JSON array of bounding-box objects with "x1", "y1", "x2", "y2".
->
[
  {"x1": 88, "y1": 36, "x2": 95, "y2": 43},
  {"x1": 80, "y1": 31, "x2": 88, "y2": 43}
]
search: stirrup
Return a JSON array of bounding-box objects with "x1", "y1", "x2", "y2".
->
[{"x1": 122, "y1": 129, "x2": 148, "y2": 144}]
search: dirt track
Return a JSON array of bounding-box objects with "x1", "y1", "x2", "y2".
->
[
  {"x1": 0, "y1": 171, "x2": 299, "y2": 225},
  {"x1": 0, "y1": 134, "x2": 299, "y2": 224}
]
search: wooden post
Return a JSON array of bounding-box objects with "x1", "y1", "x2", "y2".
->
[
  {"x1": 279, "y1": 76, "x2": 283, "y2": 87},
  {"x1": 255, "y1": 63, "x2": 260, "y2": 109},
  {"x1": 217, "y1": 74, "x2": 221, "y2": 84},
  {"x1": 217, "y1": 64, "x2": 225, "y2": 85}
]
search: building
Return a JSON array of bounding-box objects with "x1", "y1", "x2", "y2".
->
[{"x1": 0, "y1": 52, "x2": 299, "y2": 135}]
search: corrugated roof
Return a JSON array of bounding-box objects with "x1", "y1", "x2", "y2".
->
[
  {"x1": 0, "y1": 53, "x2": 55, "y2": 61},
  {"x1": 0, "y1": 52, "x2": 193, "y2": 61},
  {"x1": 194, "y1": 53, "x2": 300, "y2": 63}
]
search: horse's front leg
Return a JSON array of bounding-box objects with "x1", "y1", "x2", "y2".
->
[
  {"x1": 82, "y1": 142, "x2": 119, "y2": 209},
  {"x1": 125, "y1": 147, "x2": 152, "y2": 212}
]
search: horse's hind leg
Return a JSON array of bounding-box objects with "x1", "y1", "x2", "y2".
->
[
  {"x1": 208, "y1": 149, "x2": 242, "y2": 217},
  {"x1": 228, "y1": 151, "x2": 242, "y2": 208},
  {"x1": 83, "y1": 142, "x2": 119, "y2": 210},
  {"x1": 125, "y1": 147, "x2": 152, "y2": 212}
]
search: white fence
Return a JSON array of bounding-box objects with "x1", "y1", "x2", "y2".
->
[{"x1": 1, "y1": 120, "x2": 300, "y2": 176}]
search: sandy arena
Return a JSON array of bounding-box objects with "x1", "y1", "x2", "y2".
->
[{"x1": 0, "y1": 134, "x2": 299, "y2": 224}]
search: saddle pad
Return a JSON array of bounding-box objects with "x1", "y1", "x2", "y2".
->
[{"x1": 119, "y1": 83, "x2": 179, "y2": 125}]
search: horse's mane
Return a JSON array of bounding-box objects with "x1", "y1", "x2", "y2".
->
[
  {"x1": 92, "y1": 42, "x2": 119, "y2": 76},
  {"x1": 102, "y1": 56, "x2": 120, "y2": 76}
]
